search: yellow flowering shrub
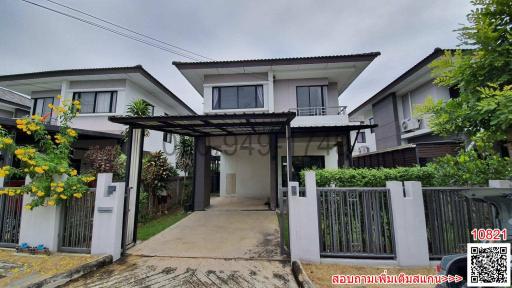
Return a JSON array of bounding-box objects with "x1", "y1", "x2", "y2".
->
[{"x1": 0, "y1": 97, "x2": 95, "y2": 209}]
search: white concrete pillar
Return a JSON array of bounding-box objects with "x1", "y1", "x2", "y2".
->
[
  {"x1": 19, "y1": 176, "x2": 63, "y2": 252},
  {"x1": 489, "y1": 180, "x2": 512, "y2": 188},
  {"x1": 289, "y1": 171, "x2": 320, "y2": 263},
  {"x1": 387, "y1": 181, "x2": 430, "y2": 267},
  {"x1": 91, "y1": 173, "x2": 125, "y2": 261}
]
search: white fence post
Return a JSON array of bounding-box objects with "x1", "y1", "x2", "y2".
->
[
  {"x1": 387, "y1": 181, "x2": 430, "y2": 267},
  {"x1": 289, "y1": 171, "x2": 320, "y2": 263},
  {"x1": 91, "y1": 173, "x2": 125, "y2": 261},
  {"x1": 18, "y1": 176, "x2": 62, "y2": 252},
  {"x1": 489, "y1": 180, "x2": 512, "y2": 188}
]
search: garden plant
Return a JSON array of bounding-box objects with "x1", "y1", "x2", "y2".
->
[{"x1": 0, "y1": 96, "x2": 94, "y2": 209}]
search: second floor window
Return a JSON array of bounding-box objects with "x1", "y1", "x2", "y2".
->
[
  {"x1": 369, "y1": 117, "x2": 375, "y2": 133},
  {"x1": 32, "y1": 97, "x2": 54, "y2": 117},
  {"x1": 296, "y1": 85, "x2": 327, "y2": 115},
  {"x1": 73, "y1": 91, "x2": 117, "y2": 114},
  {"x1": 212, "y1": 85, "x2": 264, "y2": 110},
  {"x1": 356, "y1": 131, "x2": 366, "y2": 143}
]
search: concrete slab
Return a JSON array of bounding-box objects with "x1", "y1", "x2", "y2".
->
[
  {"x1": 64, "y1": 255, "x2": 298, "y2": 288},
  {"x1": 129, "y1": 199, "x2": 281, "y2": 259},
  {"x1": 64, "y1": 197, "x2": 297, "y2": 287}
]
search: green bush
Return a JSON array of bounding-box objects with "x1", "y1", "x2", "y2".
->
[
  {"x1": 300, "y1": 166, "x2": 437, "y2": 188},
  {"x1": 300, "y1": 151, "x2": 512, "y2": 188}
]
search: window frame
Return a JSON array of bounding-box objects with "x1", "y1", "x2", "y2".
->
[
  {"x1": 72, "y1": 91, "x2": 117, "y2": 114},
  {"x1": 212, "y1": 85, "x2": 264, "y2": 110},
  {"x1": 32, "y1": 97, "x2": 54, "y2": 116},
  {"x1": 356, "y1": 131, "x2": 367, "y2": 143},
  {"x1": 163, "y1": 113, "x2": 172, "y2": 143},
  {"x1": 295, "y1": 85, "x2": 327, "y2": 109},
  {"x1": 368, "y1": 117, "x2": 375, "y2": 133}
]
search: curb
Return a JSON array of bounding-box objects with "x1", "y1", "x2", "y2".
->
[
  {"x1": 27, "y1": 254, "x2": 113, "y2": 288},
  {"x1": 291, "y1": 260, "x2": 315, "y2": 288}
]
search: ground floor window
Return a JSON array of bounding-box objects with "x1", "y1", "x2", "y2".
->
[{"x1": 281, "y1": 156, "x2": 325, "y2": 187}]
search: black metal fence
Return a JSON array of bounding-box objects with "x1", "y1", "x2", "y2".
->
[
  {"x1": 422, "y1": 188, "x2": 498, "y2": 259},
  {"x1": 60, "y1": 189, "x2": 96, "y2": 253},
  {"x1": 318, "y1": 187, "x2": 395, "y2": 258},
  {"x1": 0, "y1": 195, "x2": 23, "y2": 247}
]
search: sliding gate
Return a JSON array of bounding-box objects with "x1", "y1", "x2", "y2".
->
[
  {"x1": 59, "y1": 189, "x2": 96, "y2": 253},
  {"x1": 318, "y1": 187, "x2": 395, "y2": 258}
]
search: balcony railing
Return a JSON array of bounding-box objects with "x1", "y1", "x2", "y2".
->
[{"x1": 289, "y1": 106, "x2": 347, "y2": 116}]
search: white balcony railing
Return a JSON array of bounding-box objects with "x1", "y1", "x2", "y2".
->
[
  {"x1": 289, "y1": 106, "x2": 347, "y2": 116},
  {"x1": 289, "y1": 106, "x2": 349, "y2": 127}
]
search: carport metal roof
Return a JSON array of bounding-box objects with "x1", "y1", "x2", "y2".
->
[{"x1": 108, "y1": 112, "x2": 296, "y2": 137}]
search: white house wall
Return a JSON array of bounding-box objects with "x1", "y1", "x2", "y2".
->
[
  {"x1": 218, "y1": 144, "x2": 271, "y2": 200},
  {"x1": 125, "y1": 80, "x2": 179, "y2": 166}
]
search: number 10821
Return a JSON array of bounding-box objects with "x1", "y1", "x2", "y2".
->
[{"x1": 471, "y1": 228, "x2": 507, "y2": 241}]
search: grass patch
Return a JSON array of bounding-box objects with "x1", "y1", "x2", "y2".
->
[{"x1": 137, "y1": 209, "x2": 188, "y2": 241}]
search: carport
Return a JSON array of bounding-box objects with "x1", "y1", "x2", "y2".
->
[{"x1": 108, "y1": 112, "x2": 296, "y2": 254}]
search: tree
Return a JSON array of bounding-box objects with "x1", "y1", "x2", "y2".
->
[
  {"x1": 83, "y1": 145, "x2": 125, "y2": 180},
  {"x1": 141, "y1": 151, "x2": 177, "y2": 215},
  {"x1": 175, "y1": 136, "x2": 194, "y2": 207},
  {"x1": 125, "y1": 99, "x2": 151, "y2": 138},
  {"x1": 418, "y1": 0, "x2": 512, "y2": 153},
  {"x1": 0, "y1": 97, "x2": 95, "y2": 209}
]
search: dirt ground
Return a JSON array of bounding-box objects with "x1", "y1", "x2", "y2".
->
[
  {"x1": 0, "y1": 248, "x2": 100, "y2": 287},
  {"x1": 303, "y1": 263, "x2": 437, "y2": 288},
  {"x1": 64, "y1": 255, "x2": 297, "y2": 287}
]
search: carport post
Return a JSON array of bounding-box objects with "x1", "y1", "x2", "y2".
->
[
  {"x1": 121, "y1": 127, "x2": 144, "y2": 255},
  {"x1": 121, "y1": 127, "x2": 133, "y2": 256},
  {"x1": 132, "y1": 129, "x2": 145, "y2": 244}
]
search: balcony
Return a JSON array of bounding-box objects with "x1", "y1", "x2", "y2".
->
[{"x1": 289, "y1": 106, "x2": 349, "y2": 127}]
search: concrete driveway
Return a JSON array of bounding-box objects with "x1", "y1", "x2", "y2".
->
[{"x1": 65, "y1": 197, "x2": 297, "y2": 287}]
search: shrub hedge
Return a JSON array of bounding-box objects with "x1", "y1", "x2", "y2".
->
[{"x1": 300, "y1": 166, "x2": 437, "y2": 187}]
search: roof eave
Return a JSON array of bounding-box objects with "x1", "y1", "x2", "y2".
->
[{"x1": 172, "y1": 52, "x2": 381, "y2": 70}]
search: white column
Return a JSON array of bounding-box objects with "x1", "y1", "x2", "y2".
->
[
  {"x1": 289, "y1": 171, "x2": 320, "y2": 263},
  {"x1": 126, "y1": 128, "x2": 143, "y2": 245},
  {"x1": 268, "y1": 71, "x2": 274, "y2": 112},
  {"x1": 57, "y1": 80, "x2": 70, "y2": 125},
  {"x1": 91, "y1": 173, "x2": 125, "y2": 261},
  {"x1": 387, "y1": 181, "x2": 430, "y2": 267},
  {"x1": 489, "y1": 180, "x2": 512, "y2": 188},
  {"x1": 18, "y1": 176, "x2": 62, "y2": 251}
]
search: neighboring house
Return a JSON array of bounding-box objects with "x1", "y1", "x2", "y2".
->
[
  {"x1": 349, "y1": 48, "x2": 462, "y2": 167},
  {"x1": 111, "y1": 53, "x2": 380, "y2": 211},
  {"x1": 0, "y1": 65, "x2": 196, "y2": 169},
  {"x1": 0, "y1": 87, "x2": 31, "y2": 118}
]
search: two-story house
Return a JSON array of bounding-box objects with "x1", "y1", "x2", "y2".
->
[
  {"x1": 110, "y1": 53, "x2": 380, "y2": 211},
  {"x1": 348, "y1": 48, "x2": 462, "y2": 167},
  {"x1": 0, "y1": 87, "x2": 31, "y2": 119},
  {"x1": 0, "y1": 65, "x2": 196, "y2": 170}
]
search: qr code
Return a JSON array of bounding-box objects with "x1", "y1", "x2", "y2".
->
[{"x1": 467, "y1": 243, "x2": 511, "y2": 287}]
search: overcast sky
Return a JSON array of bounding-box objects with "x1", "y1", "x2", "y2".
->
[{"x1": 0, "y1": 0, "x2": 472, "y2": 113}]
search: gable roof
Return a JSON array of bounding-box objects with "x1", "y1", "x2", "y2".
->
[
  {"x1": 349, "y1": 48, "x2": 451, "y2": 116},
  {"x1": 0, "y1": 87, "x2": 31, "y2": 110},
  {"x1": 0, "y1": 65, "x2": 196, "y2": 115}
]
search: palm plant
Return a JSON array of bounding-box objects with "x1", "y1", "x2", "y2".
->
[
  {"x1": 175, "y1": 136, "x2": 194, "y2": 209},
  {"x1": 125, "y1": 99, "x2": 151, "y2": 138}
]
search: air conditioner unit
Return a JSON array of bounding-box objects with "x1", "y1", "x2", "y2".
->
[
  {"x1": 358, "y1": 146, "x2": 370, "y2": 154},
  {"x1": 401, "y1": 118, "x2": 421, "y2": 132}
]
